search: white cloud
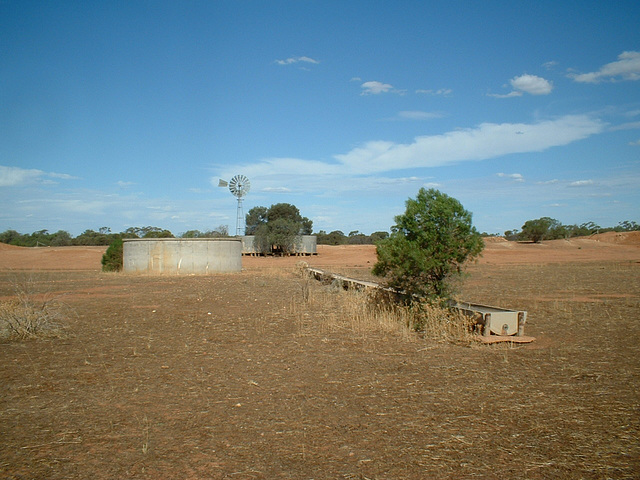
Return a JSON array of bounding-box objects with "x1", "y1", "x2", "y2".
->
[
  {"x1": 215, "y1": 115, "x2": 605, "y2": 197},
  {"x1": 610, "y1": 121, "x2": 640, "y2": 131},
  {"x1": 334, "y1": 115, "x2": 605, "y2": 174},
  {"x1": 569, "y1": 179, "x2": 594, "y2": 187},
  {"x1": 361, "y1": 81, "x2": 394, "y2": 95},
  {"x1": 0, "y1": 166, "x2": 45, "y2": 186},
  {"x1": 0, "y1": 166, "x2": 78, "y2": 187},
  {"x1": 497, "y1": 173, "x2": 524, "y2": 182},
  {"x1": 262, "y1": 186, "x2": 292, "y2": 193},
  {"x1": 510, "y1": 74, "x2": 553, "y2": 95},
  {"x1": 275, "y1": 56, "x2": 319, "y2": 66},
  {"x1": 489, "y1": 74, "x2": 553, "y2": 98},
  {"x1": 543, "y1": 61, "x2": 559, "y2": 70},
  {"x1": 488, "y1": 91, "x2": 523, "y2": 99},
  {"x1": 629, "y1": 139, "x2": 640, "y2": 146},
  {"x1": 117, "y1": 180, "x2": 135, "y2": 188},
  {"x1": 49, "y1": 172, "x2": 79, "y2": 180},
  {"x1": 569, "y1": 51, "x2": 640, "y2": 83},
  {"x1": 416, "y1": 88, "x2": 452, "y2": 96}
]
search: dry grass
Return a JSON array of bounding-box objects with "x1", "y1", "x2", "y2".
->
[
  {"x1": 0, "y1": 263, "x2": 638, "y2": 479},
  {"x1": 0, "y1": 274, "x2": 67, "y2": 340},
  {"x1": 291, "y1": 266, "x2": 475, "y2": 345}
]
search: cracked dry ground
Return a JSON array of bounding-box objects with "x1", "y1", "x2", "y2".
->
[{"x1": 1, "y1": 258, "x2": 639, "y2": 479}]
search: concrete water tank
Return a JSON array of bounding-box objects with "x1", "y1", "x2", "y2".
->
[{"x1": 123, "y1": 238, "x2": 242, "y2": 274}]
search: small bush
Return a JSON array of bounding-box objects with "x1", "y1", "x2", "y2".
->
[
  {"x1": 102, "y1": 237, "x2": 123, "y2": 272},
  {"x1": 0, "y1": 277, "x2": 66, "y2": 340}
]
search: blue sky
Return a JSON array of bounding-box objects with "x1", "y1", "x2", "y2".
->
[{"x1": 1, "y1": 1, "x2": 639, "y2": 237}]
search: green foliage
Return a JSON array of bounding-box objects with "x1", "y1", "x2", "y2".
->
[
  {"x1": 122, "y1": 226, "x2": 174, "y2": 239},
  {"x1": 316, "y1": 230, "x2": 347, "y2": 245},
  {"x1": 72, "y1": 228, "x2": 114, "y2": 246},
  {"x1": 520, "y1": 217, "x2": 561, "y2": 243},
  {"x1": 315, "y1": 230, "x2": 389, "y2": 245},
  {"x1": 181, "y1": 225, "x2": 229, "y2": 238},
  {"x1": 101, "y1": 238, "x2": 123, "y2": 272},
  {"x1": 247, "y1": 203, "x2": 313, "y2": 253},
  {"x1": 373, "y1": 188, "x2": 484, "y2": 303},
  {"x1": 245, "y1": 206, "x2": 269, "y2": 235}
]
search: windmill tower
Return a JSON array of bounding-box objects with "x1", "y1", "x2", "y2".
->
[{"x1": 218, "y1": 175, "x2": 251, "y2": 236}]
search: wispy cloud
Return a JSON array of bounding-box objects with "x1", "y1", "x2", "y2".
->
[
  {"x1": 217, "y1": 115, "x2": 605, "y2": 189},
  {"x1": 396, "y1": 111, "x2": 443, "y2": 121},
  {"x1": 629, "y1": 139, "x2": 640, "y2": 146},
  {"x1": 569, "y1": 179, "x2": 594, "y2": 187},
  {"x1": 0, "y1": 165, "x2": 77, "y2": 187},
  {"x1": 489, "y1": 74, "x2": 553, "y2": 98},
  {"x1": 609, "y1": 121, "x2": 640, "y2": 131},
  {"x1": 360, "y1": 81, "x2": 394, "y2": 95},
  {"x1": 262, "y1": 186, "x2": 291, "y2": 193},
  {"x1": 334, "y1": 115, "x2": 603, "y2": 173},
  {"x1": 416, "y1": 88, "x2": 452, "y2": 96},
  {"x1": 497, "y1": 173, "x2": 524, "y2": 182},
  {"x1": 275, "y1": 56, "x2": 319, "y2": 66},
  {"x1": 569, "y1": 51, "x2": 640, "y2": 83}
]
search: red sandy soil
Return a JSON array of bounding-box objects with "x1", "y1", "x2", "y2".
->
[
  {"x1": 1, "y1": 232, "x2": 638, "y2": 271},
  {"x1": 1, "y1": 233, "x2": 639, "y2": 479}
]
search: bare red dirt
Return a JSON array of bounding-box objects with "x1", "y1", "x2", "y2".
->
[
  {"x1": 1, "y1": 231, "x2": 639, "y2": 272},
  {"x1": 1, "y1": 236, "x2": 639, "y2": 479}
]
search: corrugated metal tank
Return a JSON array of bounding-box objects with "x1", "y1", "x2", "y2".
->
[
  {"x1": 295, "y1": 235, "x2": 317, "y2": 255},
  {"x1": 241, "y1": 235, "x2": 261, "y2": 255},
  {"x1": 241, "y1": 235, "x2": 317, "y2": 255},
  {"x1": 123, "y1": 238, "x2": 242, "y2": 274}
]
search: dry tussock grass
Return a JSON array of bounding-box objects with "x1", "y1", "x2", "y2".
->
[{"x1": 291, "y1": 265, "x2": 475, "y2": 344}]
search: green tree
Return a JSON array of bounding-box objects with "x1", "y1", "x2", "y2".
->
[
  {"x1": 316, "y1": 230, "x2": 347, "y2": 245},
  {"x1": 0, "y1": 230, "x2": 24, "y2": 245},
  {"x1": 370, "y1": 231, "x2": 389, "y2": 243},
  {"x1": 373, "y1": 188, "x2": 484, "y2": 303},
  {"x1": 101, "y1": 237, "x2": 123, "y2": 272},
  {"x1": 520, "y1": 217, "x2": 561, "y2": 243},
  {"x1": 245, "y1": 206, "x2": 268, "y2": 235},
  {"x1": 50, "y1": 230, "x2": 72, "y2": 246},
  {"x1": 248, "y1": 203, "x2": 313, "y2": 253},
  {"x1": 616, "y1": 220, "x2": 639, "y2": 232}
]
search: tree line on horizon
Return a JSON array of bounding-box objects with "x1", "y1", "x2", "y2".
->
[
  {"x1": 504, "y1": 218, "x2": 639, "y2": 243},
  {"x1": 0, "y1": 217, "x2": 637, "y2": 248}
]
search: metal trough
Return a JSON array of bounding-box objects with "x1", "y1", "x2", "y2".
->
[
  {"x1": 449, "y1": 301, "x2": 527, "y2": 337},
  {"x1": 305, "y1": 267, "x2": 529, "y2": 339}
]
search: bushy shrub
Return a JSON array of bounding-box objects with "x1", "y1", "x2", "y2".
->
[
  {"x1": 101, "y1": 237, "x2": 123, "y2": 272},
  {"x1": 373, "y1": 188, "x2": 483, "y2": 303}
]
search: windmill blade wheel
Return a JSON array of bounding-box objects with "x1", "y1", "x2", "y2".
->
[{"x1": 229, "y1": 175, "x2": 250, "y2": 198}]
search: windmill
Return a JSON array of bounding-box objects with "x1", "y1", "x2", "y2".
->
[{"x1": 218, "y1": 174, "x2": 251, "y2": 236}]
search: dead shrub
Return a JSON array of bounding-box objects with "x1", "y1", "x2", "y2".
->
[{"x1": 0, "y1": 276, "x2": 67, "y2": 340}]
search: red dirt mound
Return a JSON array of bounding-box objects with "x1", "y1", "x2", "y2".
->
[{"x1": 592, "y1": 231, "x2": 640, "y2": 245}]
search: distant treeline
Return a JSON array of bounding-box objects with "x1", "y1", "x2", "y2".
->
[
  {"x1": 0, "y1": 225, "x2": 228, "y2": 247},
  {"x1": 1, "y1": 218, "x2": 637, "y2": 247},
  {"x1": 502, "y1": 218, "x2": 639, "y2": 243},
  {"x1": 0, "y1": 226, "x2": 389, "y2": 247}
]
